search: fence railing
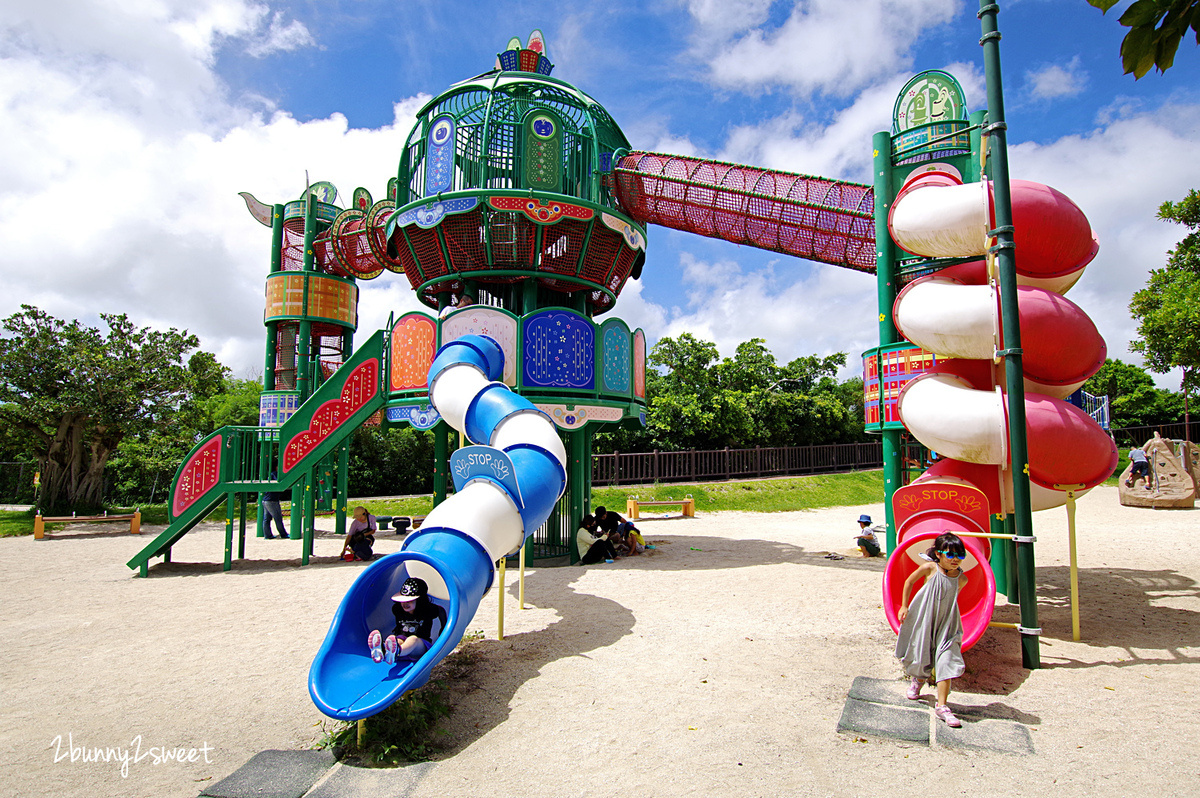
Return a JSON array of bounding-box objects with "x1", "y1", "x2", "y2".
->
[
  {"x1": 592, "y1": 441, "x2": 884, "y2": 485},
  {"x1": 1110, "y1": 421, "x2": 1200, "y2": 447}
]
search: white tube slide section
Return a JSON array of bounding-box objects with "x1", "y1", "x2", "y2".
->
[
  {"x1": 417, "y1": 479, "x2": 524, "y2": 566},
  {"x1": 898, "y1": 374, "x2": 1008, "y2": 465},
  {"x1": 894, "y1": 278, "x2": 996, "y2": 360},
  {"x1": 429, "y1": 364, "x2": 490, "y2": 432},
  {"x1": 889, "y1": 179, "x2": 988, "y2": 258},
  {"x1": 491, "y1": 411, "x2": 568, "y2": 465}
]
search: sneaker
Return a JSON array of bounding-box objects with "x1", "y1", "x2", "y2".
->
[
  {"x1": 367, "y1": 630, "x2": 383, "y2": 663},
  {"x1": 935, "y1": 705, "x2": 961, "y2": 727},
  {"x1": 280, "y1": 533, "x2": 290, "y2": 539},
  {"x1": 383, "y1": 635, "x2": 398, "y2": 665},
  {"x1": 265, "y1": 534, "x2": 276, "y2": 540},
  {"x1": 906, "y1": 677, "x2": 922, "y2": 700}
]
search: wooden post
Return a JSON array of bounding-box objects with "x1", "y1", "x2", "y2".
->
[{"x1": 33, "y1": 515, "x2": 44, "y2": 540}]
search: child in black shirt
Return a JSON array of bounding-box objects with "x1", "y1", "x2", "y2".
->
[{"x1": 367, "y1": 577, "x2": 446, "y2": 664}]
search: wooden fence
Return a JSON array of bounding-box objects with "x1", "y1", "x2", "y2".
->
[{"x1": 592, "y1": 442, "x2": 884, "y2": 485}]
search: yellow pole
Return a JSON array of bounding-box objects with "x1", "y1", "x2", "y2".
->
[
  {"x1": 519, "y1": 542, "x2": 526, "y2": 610},
  {"x1": 1066, "y1": 489, "x2": 1081, "y2": 641},
  {"x1": 357, "y1": 718, "x2": 366, "y2": 748},
  {"x1": 497, "y1": 556, "x2": 506, "y2": 640}
]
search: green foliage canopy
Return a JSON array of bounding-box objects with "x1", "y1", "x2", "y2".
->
[
  {"x1": 1088, "y1": 0, "x2": 1200, "y2": 77},
  {"x1": 1128, "y1": 189, "x2": 1200, "y2": 399},
  {"x1": 0, "y1": 306, "x2": 198, "y2": 510}
]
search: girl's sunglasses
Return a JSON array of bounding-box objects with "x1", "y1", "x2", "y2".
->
[{"x1": 938, "y1": 550, "x2": 966, "y2": 560}]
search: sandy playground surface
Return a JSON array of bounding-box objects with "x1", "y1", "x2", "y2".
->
[{"x1": 0, "y1": 485, "x2": 1196, "y2": 798}]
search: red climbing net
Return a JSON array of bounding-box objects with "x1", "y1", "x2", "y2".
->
[{"x1": 613, "y1": 152, "x2": 876, "y2": 273}]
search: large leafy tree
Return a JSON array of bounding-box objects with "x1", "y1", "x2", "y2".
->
[
  {"x1": 1128, "y1": 189, "x2": 1200, "y2": 433},
  {"x1": 0, "y1": 306, "x2": 198, "y2": 510},
  {"x1": 1088, "y1": 0, "x2": 1200, "y2": 77},
  {"x1": 1083, "y1": 358, "x2": 1185, "y2": 427},
  {"x1": 106, "y1": 353, "x2": 262, "y2": 504}
]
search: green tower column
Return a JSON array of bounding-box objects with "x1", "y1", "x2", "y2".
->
[
  {"x1": 979, "y1": 0, "x2": 1040, "y2": 669},
  {"x1": 872, "y1": 130, "x2": 902, "y2": 555},
  {"x1": 433, "y1": 421, "x2": 450, "y2": 505}
]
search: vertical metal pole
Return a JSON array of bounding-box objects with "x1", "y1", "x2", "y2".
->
[
  {"x1": 519, "y1": 542, "x2": 526, "y2": 610},
  {"x1": 1066, "y1": 489, "x2": 1081, "y2": 641},
  {"x1": 303, "y1": 471, "x2": 315, "y2": 566},
  {"x1": 497, "y1": 556, "x2": 506, "y2": 640},
  {"x1": 979, "y1": 0, "x2": 1040, "y2": 668},
  {"x1": 238, "y1": 493, "x2": 247, "y2": 560},
  {"x1": 433, "y1": 422, "x2": 449, "y2": 505},
  {"x1": 872, "y1": 130, "x2": 902, "y2": 555},
  {"x1": 223, "y1": 492, "x2": 235, "y2": 572},
  {"x1": 336, "y1": 443, "x2": 349, "y2": 537}
]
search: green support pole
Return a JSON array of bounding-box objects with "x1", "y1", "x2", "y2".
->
[
  {"x1": 567, "y1": 429, "x2": 589, "y2": 564},
  {"x1": 238, "y1": 494, "x2": 247, "y2": 560},
  {"x1": 336, "y1": 442, "x2": 349, "y2": 537},
  {"x1": 224, "y1": 492, "x2": 235, "y2": 572},
  {"x1": 290, "y1": 479, "x2": 304, "y2": 539},
  {"x1": 873, "y1": 129, "x2": 902, "y2": 555},
  {"x1": 979, "y1": 0, "x2": 1040, "y2": 669},
  {"x1": 988, "y1": 513, "x2": 1008, "y2": 592},
  {"x1": 303, "y1": 473, "x2": 315, "y2": 566},
  {"x1": 433, "y1": 422, "x2": 449, "y2": 505},
  {"x1": 259, "y1": 203, "x2": 285, "y2": 541}
]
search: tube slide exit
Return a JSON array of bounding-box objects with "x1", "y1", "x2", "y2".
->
[{"x1": 309, "y1": 334, "x2": 567, "y2": 720}]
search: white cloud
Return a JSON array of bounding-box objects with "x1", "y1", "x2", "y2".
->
[
  {"x1": 1008, "y1": 100, "x2": 1200, "y2": 387},
  {"x1": 0, "y1": 1, "x2": 421, "y2": 378},
  {"x1": 245, "y1": 10, "x2": 317, "y2": 58},
  {"x1": 1025, "y1": 56, "x2": 1088, "y2": 100},
  {"x1": 687, "y1": 0, "x2": 962, "y2": 96}
]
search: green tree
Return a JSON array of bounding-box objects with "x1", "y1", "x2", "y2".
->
[
  {"x1": 0, "y1": 306, "x2": 198, "y2": 510},
  {"x1": 1088, "y1": 0, "x2": 1200, "y2": 78},
  {"x1": 1083, "y1": 358, "x2": 1185, "y2": 427},
  {"x1": 106, "y1": 357, "x2": 262, "y2": 504},
  {"x1": 1129, "y1": 190, "x2": 1200, "y2": 433}
]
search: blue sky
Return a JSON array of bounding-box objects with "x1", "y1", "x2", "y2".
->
[{"x1": 2, "y1": 0, "x2": 1198, "y2": 389}]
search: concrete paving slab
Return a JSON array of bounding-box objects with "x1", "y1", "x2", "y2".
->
[
  {"x1": 847, "y1": 675, "x2": 921, "y2": 707},
  {"x1": 935, "y1": 717, "x2": 1035, "y2": 755},
  {"x1": 199, "y1": 749, "x2": 336, "y2": 798},
  {"x1": 303, "y1": 761, "x2": 435, "y2": 798},
  {"x1": 836, "y1": 697, "x2": 930, "y2": 744}
]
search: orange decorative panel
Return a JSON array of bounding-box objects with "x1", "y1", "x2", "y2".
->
[{"x1": 390, "y1": 313, "x2": 437, "y2": 392}]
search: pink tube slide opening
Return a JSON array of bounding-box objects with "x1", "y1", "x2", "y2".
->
[{"x1": 883, "y1": 530, "x2": 997, "y2": 652}]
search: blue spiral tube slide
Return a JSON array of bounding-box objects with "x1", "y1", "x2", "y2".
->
[{"x1": 309, "y1": 335, "x2": 567, "y2": 720}]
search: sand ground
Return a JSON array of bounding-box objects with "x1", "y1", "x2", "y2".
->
[{"x1": 0, "y1": 485, "x2": 1196, "y2": 798}]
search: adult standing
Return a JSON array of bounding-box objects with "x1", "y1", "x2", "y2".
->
[{"x1": 261, "y1": 473, "x2": 290, "y2": 540}]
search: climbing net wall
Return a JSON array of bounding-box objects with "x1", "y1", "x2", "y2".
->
[{"x1": 613, "y1": 152, "x2": 876, "y2": 273}]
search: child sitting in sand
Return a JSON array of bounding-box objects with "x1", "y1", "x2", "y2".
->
[
  {"x1": 576, "y1": 514, "x2": 620, "y2": 565},
  {"x1": 341, "y1": 506, "x2": 377, "y2": 561},
  {"x1": 367, "y1": 577, "x2": 446, "y2": 665},
  {"x1": 854, "y1": 514, "x2": 883, "y2": 558},
  {"x1": 894, "y1": 532, "x2": 969, "y2": 727}
]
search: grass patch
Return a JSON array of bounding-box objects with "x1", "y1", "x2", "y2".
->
[
  {"x1": 0, "y1": 509, "x2": 37, "y2": 538},
  {"x1": 592, "y1": 469, "x2": 887, "y2": 514}
]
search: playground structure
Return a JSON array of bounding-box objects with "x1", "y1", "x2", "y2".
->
[
  {"x1": 1119, "y1": 432, "x2": 1198, "y2": 508},
  {"x1": 126, "y1": 7, "x2": 1117, "y2": 717},
  {"x1": 864, "y1": 64, "x2": 1116, "y2": 667}
]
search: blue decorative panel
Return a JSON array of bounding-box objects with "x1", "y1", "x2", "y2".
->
[
  {"x1": 259, "y1": 392, "x2": 300, "y2": 427},
  {"x1": 395, "y1": 196, "x2": 479, "y2": 229},
  {"x1": 424, "y1": 115, "x2": 455, "y2": 196},
  {"x1": 386, "y1": 404, "x2": 441, "y2": 430},
  {"x1": 523, "y1": 310, "x2": 595, "y2": 390},
  {"x1": 601, "y1": 321, "x2": 631, "y2": 394}
]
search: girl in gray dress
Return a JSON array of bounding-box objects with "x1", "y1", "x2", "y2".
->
[{"x1": 895, "y1": 532, "x2": 969, "y2": 727}]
